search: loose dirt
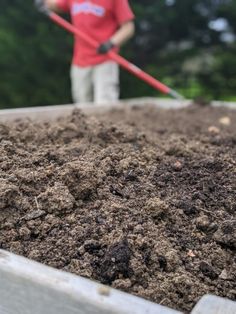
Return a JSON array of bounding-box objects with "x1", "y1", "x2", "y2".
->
[{"x1": 0, "y1": 104, "x2": 235, "y2": 312}]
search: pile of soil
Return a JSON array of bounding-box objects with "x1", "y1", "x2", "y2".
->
[{"x1": 0, "y1": 104, "x2": 235, "y2": 312}]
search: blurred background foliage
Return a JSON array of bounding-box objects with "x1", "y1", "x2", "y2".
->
[{"x1": 0, "y1": 0, "x2": 235, "y2": 108}]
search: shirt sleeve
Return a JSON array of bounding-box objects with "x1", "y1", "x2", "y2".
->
[
  {"x1": 114, "y1": 0, "x2": 135, "y2": 25},
  {"x1": 56, "y1": 0, "x2": 70, "y2": 12}
]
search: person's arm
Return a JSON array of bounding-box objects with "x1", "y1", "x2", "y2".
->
[
  {"x1": 98, "y1": 0, "x2": 135, "y2": 54},
  {"x1": 44, "y1": 0, "x2": 62, "y2": 12},
  {"x1": 35, "y1": 0, "x2": 61, "y2": 12},
  {"x1": 98, "y1": 21, "x2": 134, "y2": 54},
  {"x1": 111, "y1": 20, "x2": 135, "y2": 47}
]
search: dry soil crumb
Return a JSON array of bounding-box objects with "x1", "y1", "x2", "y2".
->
[{"x1": 0, "y1": 104, "x2": 236, "y2": 312}]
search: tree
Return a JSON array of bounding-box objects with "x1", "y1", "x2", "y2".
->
[
  {"x1": 0, "y1": 0, "x2": 72, "y2": 108},
  {"x1": 0, "y1": 0, "x2": 235, "y2": 108}
]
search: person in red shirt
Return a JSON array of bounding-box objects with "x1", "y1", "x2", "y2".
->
[{"x1": 37, "y1": 0, "x2": 135, "y2": 104}]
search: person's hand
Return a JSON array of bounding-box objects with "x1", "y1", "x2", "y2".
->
[
  {"x1": 34, "y1": 0, "x2": 49, "y2": 13},
  {"x1": 97, "y1": 40, "x2": 115, "y2": 54}
]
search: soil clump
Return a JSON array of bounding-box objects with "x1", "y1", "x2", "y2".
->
[{"x1": 0, "y1": 104, "x2": 235, "y2": 312}]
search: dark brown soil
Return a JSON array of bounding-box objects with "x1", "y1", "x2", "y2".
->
[{"x1": 0, "y1": 104, "x2": 235, "y2": 312}]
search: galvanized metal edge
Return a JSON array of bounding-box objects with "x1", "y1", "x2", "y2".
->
[
  {"x1": 0, "y1": 97, "x2": 235, "y2": 123},
  {"x1": 191, "y1": 295, "x2": 236, "y2": 314},
  {"x1": 0, "y1": 99, "x2": 236, "y2": 313},
  {"x1": 0, "y1": 249, "x2": 182, "y2": 314}
]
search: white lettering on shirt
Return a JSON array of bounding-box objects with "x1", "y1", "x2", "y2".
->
[{"x1": 71, "y1": 1, "x2": 105, "y2": 17}]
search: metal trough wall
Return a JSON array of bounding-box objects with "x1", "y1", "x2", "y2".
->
[
  {"x1": 0, "y1": 98, "x2": 236, "y2": 314},
  {"x1": 0, "y1": 97, "x2": 192, "y2": 122},
  {"x1": 1, "y1": 250, "x2": 236, "y2": 314},
  {"x1": 0, "y1": 97, "x2": 236, "y2": 122},
  {"x1": 0, "y1": 97, "x2": 235, "y2": 122},
  {"x1": 0, "y1": 250, "x2": 181, "y2": 314}
]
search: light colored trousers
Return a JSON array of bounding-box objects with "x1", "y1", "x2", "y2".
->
[{"x1": 70, "y1": 61, "x2": 119, "y2": 104}]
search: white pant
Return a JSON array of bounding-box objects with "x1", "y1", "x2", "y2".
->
[{"x1": 70, "y1": 61, "x2": 119, "y2": 104}]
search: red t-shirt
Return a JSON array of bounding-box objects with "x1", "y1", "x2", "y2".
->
[{"x1": 56, "y1": 0, "x2": 134, "y2": 67}]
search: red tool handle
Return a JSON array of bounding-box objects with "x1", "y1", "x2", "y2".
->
[{"x1": 49, "y1": 12, "x2": 183, "y2": 99}]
